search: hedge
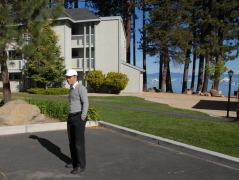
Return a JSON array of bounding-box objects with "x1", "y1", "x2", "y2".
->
[
  {"x1": 26, "y1": 98, "x2": 100, "y2": 121},
  {"x1": 27, "y1": 88, "x2": 68, "y2": 95}
]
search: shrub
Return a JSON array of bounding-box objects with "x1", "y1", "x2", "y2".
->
[
  {"x1": 26, "y1": 98, "x2": 68, "y2": 121},
  {"x1": 104, "y1": 72, "x2": 129, "y2": 94},
  {"x1": 27, "y1": 88, "x2": 68, "y2": 95},
  {"x1": 26, "y1": 98, "x2": 100, "y2": 121},
  {"x1": 86, "y1": 70, "x2": 105, "y2": 92}
]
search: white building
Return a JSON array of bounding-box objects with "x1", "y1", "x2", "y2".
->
[{"x1": 2, "y1": 8, "x2": 144, "y2": 93}]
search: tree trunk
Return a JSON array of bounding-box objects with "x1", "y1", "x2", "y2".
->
[
  {"x1": 73, "y1": 0, "x2": 78, "y2": 8},
  {"x1": 161, "y1": 60, "x2": 167, "y2": 93},
  {"x1": 0, "y1": 50, "x2": 11, "y2": 103},
  {"x1": 212, "y1": 28, "x2": 223, "y2": 91},
  {"x1": 196, "y1": 54, "x2": 204, "y2": 92},
  {"x1": 161, "y1": 48, "x2": 167, "y2": 92},
  {"x1": 212, "y1": 55, "x2": 222, "y2": 90},
  {"x1": 125, "y1": 0, "x2": 131, "y2": 64},
  {"x1": 132, "y1": 0, "x2": 136, "y2": 66},
  {"x1": 190, "y1": 44, "x2": 196, "y2": 91},
  {"x1": 142, "y1": 2, "x2": 147, "y2": 91},
  {"x1": 182, "y1": 49, "x2": 190, "y2": 93},
  {"x1": 202, "y1": 50, "x2": 210, "y2": 92},
  {"x1": 159, "y1": 54, "x2": 163, "y2": 91},
  {"x1": 166, "y1": 58, "x2": 173, "y2": 93}
]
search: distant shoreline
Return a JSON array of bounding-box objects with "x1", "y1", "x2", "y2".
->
[{"x1": 147, "y1": 73, "x2": 239, "y2": 96}]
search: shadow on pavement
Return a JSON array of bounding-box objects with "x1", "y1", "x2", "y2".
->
[
  {"x1": 193, "y1": 100, "x2": 238, "y2": 111},
  {"x1": 29, "y1": 135, "x2": 71, "y2": 164}
]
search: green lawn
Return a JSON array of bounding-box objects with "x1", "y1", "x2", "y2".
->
[{"x1": 5, "y1": 93, "x2": 239, "y2": 158}]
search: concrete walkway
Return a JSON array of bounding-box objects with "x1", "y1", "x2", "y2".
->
[
  {"x1": 0, "y1": 128, "x2": 239, "y2": 180},
  {"x1": 133, "y1": 92, "x2": 239, "y2": 118}
]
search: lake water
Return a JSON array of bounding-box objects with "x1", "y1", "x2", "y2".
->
[{"x1": 147, "y1": 73, "x2": 239, "y2": 96}]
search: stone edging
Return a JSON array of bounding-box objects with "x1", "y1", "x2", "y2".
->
[{"x1": 0, "y1": 121, "x2": 98, "y2": 136}]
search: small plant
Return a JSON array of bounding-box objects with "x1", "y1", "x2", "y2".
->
[{"x1": 87, "y1": 107, "x2": 100, "y2": 121}]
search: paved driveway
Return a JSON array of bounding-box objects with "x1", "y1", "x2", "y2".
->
[{"x1": 0, "y1": 128, "x2": 238, "y2": 180}]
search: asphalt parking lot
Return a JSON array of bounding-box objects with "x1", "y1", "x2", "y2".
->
[{"x1": 0, "y1": 127, "x2": 239, "y2": 180}]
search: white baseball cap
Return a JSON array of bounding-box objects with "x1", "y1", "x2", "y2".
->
[{"x1": 65, "y1": 69, "x2": 78, "y2": 76}]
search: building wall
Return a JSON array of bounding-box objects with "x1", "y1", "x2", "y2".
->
[
  {"x1": 0, "y1": 81, "x2": 21, "y2": 92},
  {"x1": 121, "y1": 63, "x2": 143, "y2": 93},
  {"x1": 94, "y1": 18, "x2": 120, "y2": 73},
  {"x1": 52, "y1": 22, "x2": 72, "y2": 69},
  {"x1": 120, "y1": 21, "x2": 126, "y2": 63}
]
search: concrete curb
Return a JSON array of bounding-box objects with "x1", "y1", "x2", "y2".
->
[
  {"x1": 98, "y1": 121, "x2": 239, "y2": 164},
  {"x1": 0, "y1": 121, "x2": 98, "y2": 136}
]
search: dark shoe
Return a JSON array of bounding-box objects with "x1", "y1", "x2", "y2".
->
[
  {"x1": 70, "y1": 168, "x2": 79, "y2": 174},
  {"x1": 70, "y1": 167, "x2": 85, "y2": 174},
  {"x1": 65, "y1": 164, "x2": 72, "y2": 168},
  {"x1": 79, "y1": 168, "x2": 85, "y2": 173}
]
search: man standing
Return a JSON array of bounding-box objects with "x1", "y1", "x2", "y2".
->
[{"x1": 65, "y1": 69, "x2": 89, "y2": 174}]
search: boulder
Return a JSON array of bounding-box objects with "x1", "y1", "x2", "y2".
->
[
  {"x1": 186, "y1": 89, "x2": 193, "y2": 95},
  {"x1": 0, "y1": 100, "x2": 45, "y2": 125},
  {"x1": 198, "y1": 91, "x2": 204, "y2": 96},
  {"x1": 210, "y1": 89, "x2": 221, "y2": 97},
  {"x1": 204, "y1": 92, "x2": 211, "y2": 96}
]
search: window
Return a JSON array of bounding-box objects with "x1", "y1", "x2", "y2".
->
[
  {"x1": 0, "y1": 73, "x2": 21, "y2": 81},
  {"x1": 9, "y1": 73, "x2": 22, "y2": 80},
  {"x1": 8, "y1": 50, "x2": 22, "y2": 60}
]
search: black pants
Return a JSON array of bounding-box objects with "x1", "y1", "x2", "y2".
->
[{"x1": 67, "y1": 112, "x2": 86, "y2": 169}]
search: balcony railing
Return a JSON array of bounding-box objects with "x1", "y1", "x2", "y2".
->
[
  {"x1": 71, "y1": 34, "x2": 94, "y2": 48},
  {"x1": 71, "y1": 58, "x2": 95, "y2": 70}
]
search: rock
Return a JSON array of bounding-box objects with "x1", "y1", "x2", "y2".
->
[
  {"x1": 204, "y1": 92, "x2": 211, "y2": 96},
  {"x1": 32, "y1": 114, "x2": 46, "y2": 124},
  {"x1": 198, "y1": 91, "x2": 204, "y2": 96},
  {"x1": 147, "y1": 88, "x2": 156, "y2": 93},
  {"x1": 147, "y1": 87, "x2": 160, "y2": 93},
  {"x1": 186, "y1": 89, "x2": 193, "y2": 95},
  {"x1": 0, "y1": 100, "x2": 42, "y2": 125},
  {"x1": 210, "y1": 89, "x2": 221, "y2": 97}
]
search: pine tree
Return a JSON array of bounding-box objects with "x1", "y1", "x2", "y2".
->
[
  {"x1": 194, "y1": 0, "x2": 238, "y2": 93},
  {"x1": 211, "y1": 0, "x2": 239, "y2": 91},
  {"x1": 0, "y1": 1, "x2": 46, "y2": 102},
  {"x1": 182, "y1": 49, "x2": 191, "y2": 93},
  {"x1": 0, "y1": 1, "x2": 63, "y2": 102},
  {"x1": 144, "y1": 0, "x2": 191, "y2": 92},
  {"x1": 23, "y1": 22, "x2": 65, "y2": 89}
]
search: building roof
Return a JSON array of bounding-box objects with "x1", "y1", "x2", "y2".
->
[
  {"x1": 121, "y1": 62, "x2": 145, "y2": 72},
  {"x1": 56, "y1": 8, "x2": 100, "y2": 22}
]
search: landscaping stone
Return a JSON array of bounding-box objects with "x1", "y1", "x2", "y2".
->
[
  {"x1": 0, "y1": 100, "x2": 44, "y2": 126},
  {"x1": 210, "y1": 89, "x2": 221, "y2": 97},
  {"x1": 186, "y1": 89, "x2": 193, "y2": 95}
]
